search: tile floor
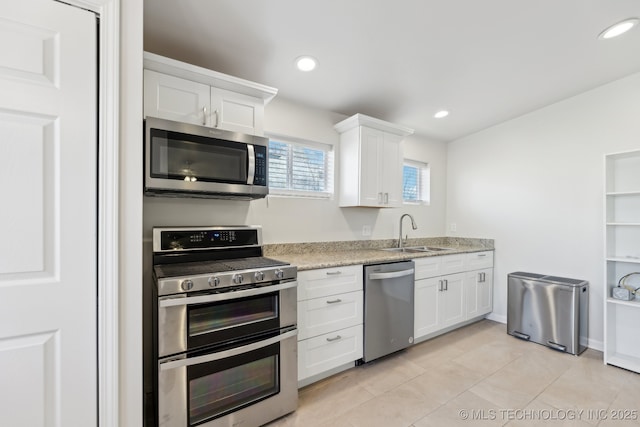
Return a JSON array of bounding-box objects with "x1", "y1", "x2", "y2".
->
[{"x1": 267, "y1": 320, "x2": 640, "y2": 427}]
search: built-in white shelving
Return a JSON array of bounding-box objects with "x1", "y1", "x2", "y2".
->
[{"x1": 604, "y1": 150, "x2": 640, "y2": 373}]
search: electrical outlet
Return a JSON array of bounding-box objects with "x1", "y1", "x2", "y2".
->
[
  {"x1": 362, "y1": 225, "x2": 371, "y2": 236},
  {"x1": 450, "y1": 223, "x2": 457, "y2": 232}
]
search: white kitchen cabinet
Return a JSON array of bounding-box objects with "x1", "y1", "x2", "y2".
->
[
  {"x1": 465, "y1": 268, "x2": 493, "y2": 320},
  {"x1": 604, "y1": 150, "x2": 640, "y2": 373},
  {"x1": 298, "y1": 290, "x2": 363, "y2": 340},
  {"x1": 334, "y1": 114, "x2": 413, "y2": 207},
  {"x1": 297, "y1": 265, "x2": 363, "y2": 385},
  {"x1": 414, "y1": 251, "x2": 493, "y2": 342},
  {"x1": 143, "y1": 52, "x2": 277, "y2": 136}
]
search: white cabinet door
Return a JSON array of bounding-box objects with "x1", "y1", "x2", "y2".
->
[
  {"x1": 0, "y1": 2, "x2": 97, "y2": 425},
  {"x1": 465, "y1": 268, "x2": 493, "y2": 319},
  {"x1": 144, "y1": 69, "x2": 210, "y2": 125},
  {"x1": 359, "y1": 126, "x2": 384, "y2": 206},
  {"x1": 210, "y1": 87, "x2": 264, "y2": 135},
  {"x1": 381, "y1": 133, "x2": 403, "y2": 207},
  {"x1": 440, "y1": 273, "x2": 466, "y2": 328},
  {"x1": 414, "y1": 277, "x2": 441, "y2": 338}
]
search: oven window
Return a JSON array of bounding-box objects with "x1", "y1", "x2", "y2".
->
[
  {"x1": 189, "y1": 294, "x2": 278, "y2": 337},
  {"x1": 188, "y1": 342, "x2": 280, "y2": 425},
  {"x1": 150, "y1": 129, "x2": 248, "y2": 183}
]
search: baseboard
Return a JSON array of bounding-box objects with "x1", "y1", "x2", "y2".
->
[
  {"x1": 588, "y1": 338, "x2": 604, "y2": 352},
  {"x1": 486, "y1": 312, "x2": 506, "y2": 324}
]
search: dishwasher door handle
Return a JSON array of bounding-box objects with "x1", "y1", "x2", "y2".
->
[{"x1": 368, "y1": 268, "x2": 415, "y2": 281}]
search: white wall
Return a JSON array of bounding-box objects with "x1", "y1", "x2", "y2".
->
[
  {"x1": 446, "y1": 72, "x2": 640, "y2": 348},
  {"x1": 143, "y1": 97, "x2": 448, "y2": 243}
]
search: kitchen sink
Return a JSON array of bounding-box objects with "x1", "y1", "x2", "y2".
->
[{"x1": 381, "y1": 246, "x2": 453, "y2": 253}]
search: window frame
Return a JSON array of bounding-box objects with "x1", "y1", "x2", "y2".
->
[
  {"x1": 266, "y1": 133, "x2": 335, "y2": 199},
  {"x1": 402, "y1": 159, "x2": 430, "y2": 205}
]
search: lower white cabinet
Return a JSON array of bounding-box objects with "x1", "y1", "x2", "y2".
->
[
  {"x1": 297, "y1": 265, "x2": 363, "y2": 384},
  {"x1": 465, "y1": 268, "x2": 493, "y2": 320},
  {"x1": 414, "y1": 251, "x2": 494, "y2": 341}
]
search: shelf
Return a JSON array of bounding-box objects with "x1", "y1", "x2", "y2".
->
[
  {"x1": 606, "y1": 353, "x2": 640, "y2": 373},
  {"x1": 606, "y1": 297, "x2": 640, "y2": 308},
  {"x1": 606, "y1": 257, "x2": 640, "y2": 264},
  {"x1": 607, "y1": 191, "x2": 640, "y2": 196}
]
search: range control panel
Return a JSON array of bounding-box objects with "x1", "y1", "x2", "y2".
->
[{"x1": 153, "y1": 226, "x2": 262, "y2": 252}]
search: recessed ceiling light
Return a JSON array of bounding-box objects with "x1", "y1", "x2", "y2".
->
[
  {"x1": 295, "y1": 56, "x2": 317, "y2": 72},
  {"x1": 434, "y1": 110, "x2": 449, "y2": 119},
  {"x1": 598, "y1": 18, "x2": 639, "y2": 39}
]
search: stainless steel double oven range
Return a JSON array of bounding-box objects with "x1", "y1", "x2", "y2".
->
[{"x1": 152, "y1": 226, "x2": 298, "y2": 427}]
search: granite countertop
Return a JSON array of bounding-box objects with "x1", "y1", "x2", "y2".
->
[{"x1": 263, "y1": 237, "x2": 493, "y2": 271}]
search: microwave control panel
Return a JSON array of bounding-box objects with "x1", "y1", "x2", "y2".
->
[{"x1": 254, "y1": 145, "x2": 267, "y2": 186}]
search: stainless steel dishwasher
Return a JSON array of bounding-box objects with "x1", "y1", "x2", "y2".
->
[{"x1": 361, "y1": 261, "x2": 415, "y2": 363}]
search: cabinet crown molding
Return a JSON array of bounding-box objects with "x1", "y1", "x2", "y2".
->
[
  {"x1": 334, "y1": 113, "x2": 414, "y2": 136},
  {"x1": 143, "y1": 51, "x2": 278, "y2": 104}
]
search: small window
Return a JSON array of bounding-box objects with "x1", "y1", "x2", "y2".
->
[
  {"x1": 267, "y1": 135, "x2": 334, "y2": 198},
  {"x1": 403, "y1": 160, "x2": 430, "y2": 204}
]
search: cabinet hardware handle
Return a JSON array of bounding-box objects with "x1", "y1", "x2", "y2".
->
[
  {"x1": 202, "y1": 106, "x2": 207, "y2": 125},
  {"x1": 444, "y1": 279, "x2": 448, "y2": 291},
  {"x1": 378, "y1": 192, "x2": 383, "y2": 204},
  {"x1": 478, "y1": 272, "x2": 482, "y2": 282},
  {"x1": 438, "y1": 279, "x2": 443, "y2": 292},
  {"x1": 326, "y1": 299, "x2": 342, "y2": 304},
  {"x1": 326, "y1": 271, "x2": 342, "y2": 275},
  {"x1": 213, "y1": 109, "x2": 219, "y2": 127},
  {"x1": 384, "y1": 192, "x2": 389, "y2": 204},
  {"x1": 482, "y1": 272, "x2": 486, "y2": 282},
  {"x1": 478, "y1": 254, "x2": 487, "y2": 257},
  {"x1": 326, "y1": 335, "x2": 342, "y2": 342}
]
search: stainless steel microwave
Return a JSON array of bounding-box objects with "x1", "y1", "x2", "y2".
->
[{"x1": 144, "y1": 117, "x2": 268, "y2": 199}]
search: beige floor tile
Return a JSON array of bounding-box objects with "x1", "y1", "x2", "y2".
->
[
  {"x1": 350, "y1": 351, "x2": 426, "y2": 396},
  {"x1": 452, "y1": 339, "x2": 525, "y2": 377},
  {"x1": 471, "y1": 347, "x2": 573, "y2": 408},
  {"x1": 341, "y1": 384, "x2": 440, "y2": 427},
  {"x1": 503, "y1": 398, "x2": 594, "y2": 427},
  {"x1": 413, "y1": 390, "x2": 505, "y2": 427},
  {"x1": 400, "y1": 361, "x2": 485, "y2": 405}
]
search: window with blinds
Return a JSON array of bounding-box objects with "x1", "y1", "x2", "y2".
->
[
  {"x1": 267, "y1": 136, "x2": 334, "y2": 198},
  {"x1": 403, "y1": 160, "x2": 430, "y2": 204}
]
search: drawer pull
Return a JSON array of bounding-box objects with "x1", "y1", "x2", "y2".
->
[
  {"x1": 326, "y1": 335, "x2": 342, "y2": 342},
  {"x1": 477, "y1": 254, "x2": 487, "y2": 257},
  {"x1": 326, "y1": 271, "x2": 342, "y2": 275},
  {"x1": 326, "y1": 298, "x2": 342, "y2": 304}
]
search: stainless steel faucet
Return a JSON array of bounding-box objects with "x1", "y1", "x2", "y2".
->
[{"x1": 398, "y1": 213, "x2": 417, "y2": 249}]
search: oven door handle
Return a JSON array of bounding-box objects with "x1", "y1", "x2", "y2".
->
[
  {"x1": 159, "y1": 280, "x2": 298, "y2": 308},
  {"x1": 160, "y1": 328, "x2": 298, "y2": 371}
]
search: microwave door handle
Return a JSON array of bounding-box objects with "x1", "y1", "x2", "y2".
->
[
  {"x1": 247, "y1": 144, "x2": 255, "y2": 185},
  {"x1": 159, "y1": 280, "x2": 298, "y2": 308},
  {"x1": 160, "y1": 329, "x2": 298, "y2": 371}
]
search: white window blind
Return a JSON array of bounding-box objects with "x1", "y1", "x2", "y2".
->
[
  {"x1": 268, "y1": 136, "x2": 334, "y2": 198},
  {"x1": 403, "y1": 160, "x2": 430, "y2": 204}
]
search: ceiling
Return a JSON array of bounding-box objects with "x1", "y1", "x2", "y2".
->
[{"x1": 144, "y1": 0, "x2": 640, "y2": 142}]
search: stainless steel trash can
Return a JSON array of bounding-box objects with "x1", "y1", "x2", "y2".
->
[{"x1": 507, "y1": 272, "x2": 588, "y2": 355}]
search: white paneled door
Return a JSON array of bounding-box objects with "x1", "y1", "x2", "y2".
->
[{"x1": 0, "y1": 1, "x2": 97, "y2": 426}]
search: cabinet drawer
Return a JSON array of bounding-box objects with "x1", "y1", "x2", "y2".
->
[
  {"x1": 297, "y1": 265, "x2": 362, "y2": 301},
  {"x1": 298, "y1": 290, "x2": 363, "y2": 340},
  {"x1": 465, "y1": 251, "x2": 493, "y2": 270},
  {"x1": 414, "y1": 256, "x2": 442, "y2": 280},
  {"x1": 440, "y1": 254, "x2": 466, "y2": 275},
  {"x1": 298, "y1": 324, "x2": 363, "y2": 381}
]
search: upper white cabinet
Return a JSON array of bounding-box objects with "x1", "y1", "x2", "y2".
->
[
  {"x1": 334, "y1": 114, "x2": 414, "y2": 207},
  {"x1": 143, "y1": 52, "x2": 277, "y2": 136},
  {"x1": 604, "y1": 150, "x2": 640, "y2": 373}
]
